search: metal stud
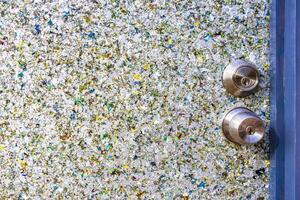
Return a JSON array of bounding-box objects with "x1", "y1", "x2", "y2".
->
[
  {"x1": 222, "y1": 107, "x2": 265, "y2": 145},
  {"x1": 222, "y1": 60, "x2": 259, "y2": 97}
]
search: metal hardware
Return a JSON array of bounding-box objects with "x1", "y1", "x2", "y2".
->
[
  {"x1": 222, "y1": 60, "x2": 259, "y2": 97},
  {"x1": 222, "y1": 107, "x2": 265, "y2": 145}
]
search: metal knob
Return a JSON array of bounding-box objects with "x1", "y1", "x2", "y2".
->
[
  {"x1": 222, "y1": 107, "x2": 265, "y2": 145},
  {"x1": 222, "y1": 60, "x2": 259, "y2": 97}
]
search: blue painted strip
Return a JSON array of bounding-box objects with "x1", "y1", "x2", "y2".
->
[
  {"x1": 270, "y1": 0, "x2": 300, "y2": 199},
  {"x1": 295, "y1": 1, "x2": 300, "y2": 199},
  {"x1": 284, "y1": 0, "x2": 297, "y2": 199},
  {"x1": 270, "y1": 0, "x2": 285, "y2": 199}
]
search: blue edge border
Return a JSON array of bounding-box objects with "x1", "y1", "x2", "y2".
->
[{"x1": 270, "y1": 0, "x2": 300, "y2": 199}]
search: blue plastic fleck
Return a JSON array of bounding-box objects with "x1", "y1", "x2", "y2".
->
[
  {"x1": 34, "y1": 24, "x2": 41, "y2": 34},
  {"x1": 197, "y1": 181, "x2": 205, "y2": 189},
  {"x1": 88, "y1": 32, "x2": 96, "y2": 39}
]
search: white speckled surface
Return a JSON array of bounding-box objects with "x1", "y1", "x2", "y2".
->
[{"x1": 0, "y1": 0, "x2": 270, "y2": 199}]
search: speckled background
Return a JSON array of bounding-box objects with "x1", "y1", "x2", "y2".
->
[{"x1": 0, "y1": 0, "x2": 270, "y2": 199}]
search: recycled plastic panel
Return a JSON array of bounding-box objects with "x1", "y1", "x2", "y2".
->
[{"x1": 0, "y1": 0, "x2": 270, "y2": 199}]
